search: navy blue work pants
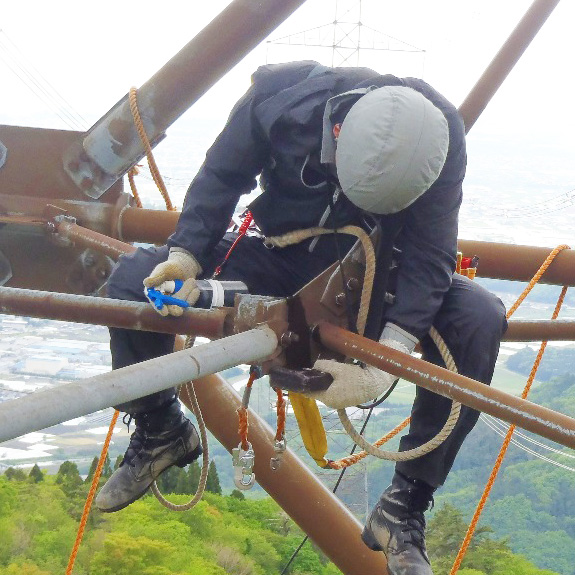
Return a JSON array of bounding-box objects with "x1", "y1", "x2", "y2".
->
[{"x1": 107, "y1": 233, "x2": 507, "y2": 488}]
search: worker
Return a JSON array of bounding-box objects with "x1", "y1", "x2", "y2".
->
[{"x1": 96, "y1": 61, "x2": 507, "y2": 575}]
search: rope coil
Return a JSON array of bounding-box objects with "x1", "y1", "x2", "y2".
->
[{"x1": 267, "y1": 225, "x2": 461, "y2": 464}]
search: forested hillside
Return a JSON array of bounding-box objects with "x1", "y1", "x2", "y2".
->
[
  {"x1": 426, "y1": 372, "x2": 575, "y2": 575},
  {"x1": 0, "y1": 464, "x2": 559, "y2": 575}
]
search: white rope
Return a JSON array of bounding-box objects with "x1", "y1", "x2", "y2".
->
[
  {"x1": 337, "y1": 327, "x2": 461, "y2": 461},
  {"x1": 151, "y1": 336, "x2": 210, "y2": 511},
  {"x1": 267, "y1": 225, "x2": 462, "y2": 462}
]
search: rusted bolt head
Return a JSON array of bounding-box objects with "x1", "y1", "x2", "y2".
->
[
  {"x1": 335, "y1": 293, "x2": 346, "y2": 306},
  {"x1": 280, "y1": 331, "x2": 300, "y2": 347},
  {"x1": 80, "y1": 177, "x2": 94, "y2": 191},
  {"x1": 347, "y1": 277, "x2": 359, "y2": 291}
]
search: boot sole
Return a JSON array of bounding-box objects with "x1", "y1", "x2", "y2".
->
[
  {"x1": 99, "y1": 446, "x2": 203, "y2": 513},
  {"x1": 98, "y1": 484, "x2": 152, "y2": 514},
  {"x1": 176, "y1": 444, "x2": 203, "y2": 467}
]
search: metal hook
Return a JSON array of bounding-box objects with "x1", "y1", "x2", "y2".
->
[
  {"x1": 270, "y1": 436, "x2": 287, "y2": 471},
  {"x1": 232, "y1": 442, "x2": 256, "y2": 490}
]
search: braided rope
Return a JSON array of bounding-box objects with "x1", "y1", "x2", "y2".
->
[
  {"x1": 151, "y1": 335, "x2": 209, "y2": 511},
  {"x1": 127, "y1": 166, "x2": 143, "y2": 208},
  {"x1": 274, "y1": 388, "x2": 287, "y2": 442},
  {"x1": 66, "y1": 410, "x2": 119, "y2": 574},
  {"x1": 128, "y1": 86, "x2": 176, "y2": 211},
  {"x1": 449, "y1": 244, "x2": 570, "y2": 574},
  {"x1": 337, "y1": 327, "x2": 461, "y2": 461}
]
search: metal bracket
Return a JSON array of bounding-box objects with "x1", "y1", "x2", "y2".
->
[
  {"x1": 269, "y1": 365, "x2": 333, "y2": 393},
  {"x1": 0, "y1": 140, "x2": 7, "y2": 170}
]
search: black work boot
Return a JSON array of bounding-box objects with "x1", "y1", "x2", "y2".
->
[
  {"x1": 95, "y1": 398, "x2": 202, "y2": 513},
  {"x1": 362, "y1": 472, "x2": 435, "y2": 575}
]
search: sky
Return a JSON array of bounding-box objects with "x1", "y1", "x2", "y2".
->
[{"x1": 1, "y1": 0, "x2": 575, "y2": 245}]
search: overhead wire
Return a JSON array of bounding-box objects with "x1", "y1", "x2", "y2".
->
[
  {"x1": 0, "y1": 30, "x2": 88, "y2": 130},
  {"x1": 480, "y1": 413, "x2": 575, "y2": 472}
]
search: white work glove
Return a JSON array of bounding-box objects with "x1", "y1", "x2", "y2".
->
[
  {"x1": 307, "y1": 323, "x2": 418, "y2": 409},
  {"x1": 143, "y1": 248, "x2": 202, "y2": 317}
]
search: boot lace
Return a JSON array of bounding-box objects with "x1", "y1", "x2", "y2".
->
[
  {"x1": 400, "y1": 510, "x2": 427, "y2": 550},
  {"x1": 400, "y1": 491, "x2": 433, "y2": 552},
  {"x1": 122, "y1": 427, "x2": 146, "y2": 468}
]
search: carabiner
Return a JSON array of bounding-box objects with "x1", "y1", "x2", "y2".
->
[
  {"x1": 232, "y1": 442, "x2": 256, "y2": 490},
  {"x1": 270, "y1": 436, "x2": 287, "y2": 471}
]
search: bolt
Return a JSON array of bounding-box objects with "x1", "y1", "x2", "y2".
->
[
  {"x1": 280, "y1": 331, "x2": 300, "y2": 347},
  {"x1": 335, "y1": 293, "x2": 346, "y2": 306},
  {"x1": 346, "y1": 278, "x2": 359, "y2": 291},
  {"x1": 80, "y1": 177, "x2": 94, "y2": 191}
]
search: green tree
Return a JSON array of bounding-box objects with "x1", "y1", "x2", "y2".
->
[
  {"x1": 114, "y1": 454, "x2": 124, "y2": 470},
  {"x1": 28, "y1": 464, "x2": 44, "y2": 484},
  {"x1": 102, "y1": 454, "x2": 113, "y2": 478},
  {"x1": 230, "y1": 489, "x2": 245, "y2": 500},
  {"x1": 56, "y1": 461, "x2": 83, "y2": 498},
  {"x1": 188, "y1": 461, "x2": 201, "y2": 492},
  {"x1": 5, "y1": 467, "x2": 27, "y2": 481},
  {"x1": 85, "y1": 456, "x2": 99, "y2": 483},
  {"x1": 206, "y1": 460, "x2": 222, "y2": 495},
  {"x1": 156, "y1": 466, "x2": 186, "y2": 494}
]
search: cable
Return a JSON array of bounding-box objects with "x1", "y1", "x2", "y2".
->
[
  {"x1": 0, "y1": 30, "x2": 88, "y2": 130},
  {"x1": 279, "y1": 405, "x2": 376, "y2": 575},
  {"x1": 480, "y1": 414, "x2": 575, "y2": 473}
]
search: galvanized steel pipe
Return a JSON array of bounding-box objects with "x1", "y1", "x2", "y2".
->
[
  {"x1": 318, "y1": 322, "x2": 575, "y2": 449},
  {"x1": 505, "y1": 320, "x2": 575, "y2": 342},
  {"x1": 458, "y1": 240, "x2": 575, "y2": 285},
  {"x1": 53, "y1": 219, "x2": 136, "y2": 259},
  {"x1": 0, "y1": 326, "x2": 278, "y2": 443}
]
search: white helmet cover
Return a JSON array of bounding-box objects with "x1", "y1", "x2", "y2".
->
[{"x1": 335, "y1": 86, "x2": 449, "y2": 214}]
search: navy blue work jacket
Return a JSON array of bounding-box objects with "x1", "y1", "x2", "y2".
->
[{"x1": 168, "y1": 61, "x2": 466, "y2": 340}]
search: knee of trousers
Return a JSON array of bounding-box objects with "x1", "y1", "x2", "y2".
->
[
  {"x1": 107, "y1": 246, "x2": 169, "y2": 301},
  {"x1": 468, "y1": 288, "x2": 508, "y2": 342}
]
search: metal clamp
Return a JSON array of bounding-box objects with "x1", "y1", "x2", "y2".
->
[
  {"x1": 232, "y1": 442, "x2": 256, "y2": 490},
  {"x1": 270, "y1": 436, "x2": 286, "y2": 471}
]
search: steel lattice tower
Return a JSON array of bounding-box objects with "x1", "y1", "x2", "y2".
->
[{"x1": 266, "y1": 0, "x2": 425, "y2": 68}]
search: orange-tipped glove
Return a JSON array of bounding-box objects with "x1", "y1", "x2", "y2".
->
[{"x1": 143, "y1": 248, "x2": 202, "y2": 317}]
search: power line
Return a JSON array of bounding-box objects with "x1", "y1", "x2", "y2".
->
[
  {"x1": 480, "y1": 413, "x2": 575, "y2": 473},
  {"x1": 0, "y1": 29, "x2": 88, "y2": 130}
]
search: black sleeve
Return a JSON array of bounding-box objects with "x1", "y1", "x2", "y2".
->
[
  {"x1": 385, "y1": 111, "x2": 466, "y2": 341},
  {"x1": 167, "y1": 84, "x2": 268, "y2": 271}
]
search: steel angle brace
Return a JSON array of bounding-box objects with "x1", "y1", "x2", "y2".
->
[{"x1": 317, "y1": 321, "x2": 575, "y2": 450}]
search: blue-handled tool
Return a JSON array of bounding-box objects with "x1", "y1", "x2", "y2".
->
[{"x1": 145, "y1": 279, "x2": 190, "y2": 311}]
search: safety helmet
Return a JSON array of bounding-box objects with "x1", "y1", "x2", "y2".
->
[{"x1": 325, "y1": 86, "x2": 449, "y2": 214}]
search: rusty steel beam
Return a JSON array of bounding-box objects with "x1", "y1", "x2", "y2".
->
[
  {"x1": 118, "y1": 206, "x2": 180, "y2": 245},
  {"x1": 64, "y1": 0, "x2": 307, "y2": 199},
  {"x1": 505, "y1": 320, "x2": 575, "y2": 342},
  {"x1": 51, "y1": 218, "x2": 136, "y2": 260},
  {"x1": 185, "y1": 373, "x2": 388, "y2": 574},
  {"x1": 459, "y1": 0, "x2": 561, "y2": 132},
  {"x1": 318, "y1": 322, "x2": 575, "y2": 449},
  {"x1": 108, "y1": 209, "x2": 575, "y2": 288},
  {"x1": 0, "y1": 287, "x2": 231, "y2": 340},
  {"x1": 458, "y1": 239, "x2": 574, "y2": 285}
]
